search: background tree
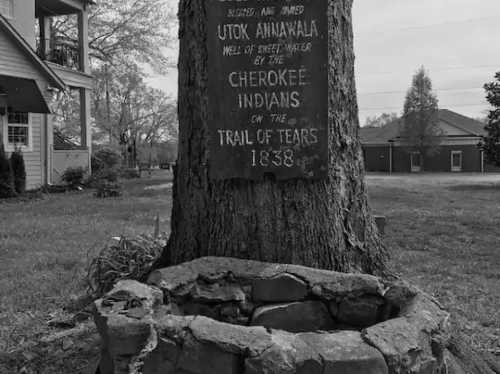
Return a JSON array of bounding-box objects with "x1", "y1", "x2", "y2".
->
[
  {"x1": 50, "y1": 0, "x2": 175, "y2": 69},
  {"x1": 50, "y1": 89, "x2": 82, "y2": 145},
  {"x1": 364, "y1": 112, "x2": 398, "y2": 128},
  {"x1": 139, "y1": 91, "x2": 178, "y2": 167},
  {"x1": 481, "y1": 72, "x2": 500, "y2": 167},
  {"x1": 158, "y1": 0, "x2": 387, "y2": 275},
  {"x1": 91, "y1": 62, "x2": 177, "y2": 167},
  {"x1": 399, "y1": 67, "x2": 441, "y2": 170},
  {"x1": 47, "y1": 0, "x2": 178, "y2": 166}
]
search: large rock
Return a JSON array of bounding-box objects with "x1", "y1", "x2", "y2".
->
[
  {"x1": 244, "y1": 330, "x2": 324, "y2": 374},
  {"x1": 336, "y1": 295, "x2": 386, "y2": 327},
  {"x1": 187, "y1": 315, "x2": 273, "y2": 356},
  {"x1": 362, "y1": 316, "x2": 441, "y2": 374},
  {"x1": 95, "y1": 280, "x2": 163, "y2": 357},
  {"x1": 382, "y1": 278, "x2": 419, "y2": 309},
  {"x1": 299, "y1": 331, "x2": 388, "y2": 374},
  {"x1": 400, "y1": 293, "x2": 450, "y2": 333},
  {"x1": 176, "y1": 334, "x2": 242, "y2": 374},
  {"x1": 101, "y1": 279, "x2": 163, "y2": 311},
  {"x1": 251, "y1": 301, "x2": 335, "y2": 333},
  {"x1": 141, "y1": 337, "x2": 179, "y2": 374},
  {"x1": 190, "y1": 283, "x2": 246, "y2": 303},
  {"x1": 252, "y1": 273, "x2": 308, "y2": 302}
]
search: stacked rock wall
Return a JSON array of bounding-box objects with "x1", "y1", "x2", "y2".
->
[
  {"x1": 94, "y1": 257, "x2": 453, "y2": 374},
  {"x1": 147, "y1": 257, "x2": 396, "y2": 332}
]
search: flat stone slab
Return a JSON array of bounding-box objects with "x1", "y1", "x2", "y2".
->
[
  {"x1": 251, "y1": 301, "x2": 335, "y2": 333},
  {"x1": 299, "y1": 330, "x2": 388, "y2": 374},
  {"x1": 252, "y1": 273, "x2": 308, "y2": 302}
]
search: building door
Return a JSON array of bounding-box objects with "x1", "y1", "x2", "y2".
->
[
  {"x1": 410, "y1": 152, "x2": 422, "y2": 172},
  {"x1": 451, "y1": 151, "x2": 462, "y2": 172}
]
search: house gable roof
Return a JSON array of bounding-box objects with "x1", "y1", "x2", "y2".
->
[
  {"x1": 360, "y1": 109, "x2": 486, "y2": 145},
  {"x1": 0, "y1": 14, "x2": 65, "y2": 91}
]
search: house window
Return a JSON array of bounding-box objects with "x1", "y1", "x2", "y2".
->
[
  {"x1": 5, "y1": 111, "x2": 31, "y2": 150},
  {"x1": 0, "y1": 0, "x2": 13, "y2": 19},
  {"x1": 451, "y1": 151, "x2": 462, "y2": 172}
]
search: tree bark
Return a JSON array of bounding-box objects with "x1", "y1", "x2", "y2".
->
[{"x1": 159, "y1": 0, "x2": 387, "y2": 276}]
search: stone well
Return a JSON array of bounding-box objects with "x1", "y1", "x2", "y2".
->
[{"x1": 93, "y1": 257, "x2": 454, "y2": 374}]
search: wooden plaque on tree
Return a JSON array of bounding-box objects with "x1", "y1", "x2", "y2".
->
[{"x1": 207, "y1": 0, "x2": 329, "y2": 180}]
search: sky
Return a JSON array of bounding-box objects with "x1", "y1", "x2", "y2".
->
[{"x1": 147, "y1": 0, "x2": 500, "y2": 125}]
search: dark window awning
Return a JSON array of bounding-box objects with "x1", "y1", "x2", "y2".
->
[{"x1": 0, "y1": 75, "x2": 51, "y2": 114}]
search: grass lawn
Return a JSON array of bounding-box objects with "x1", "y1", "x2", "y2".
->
[
  {"x1": 0, "y1": 171, "x2": 498, "y2": 371},
  {"x1": 0, "y1": 171, "x2": 173, "y2": 360},
  {"x1": 367, "y1": 173, "x2": 500, "y2": 355}
]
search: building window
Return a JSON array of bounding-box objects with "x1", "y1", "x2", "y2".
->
[
  {"x1": 451, "y1": 150, "x2": 462, "y2": 172},
  {"x1": 410, "y1": 152, "x2": 422, "y2": 172},
  {"x1": 4, "y1": 111, "x2": 31, "y2": 150},
  {"x1": 0, "y1": 0, "x2": 13, "y2": 19}
]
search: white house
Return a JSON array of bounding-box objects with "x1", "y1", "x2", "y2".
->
[{"x1": 0, "y1": 0, "x2": 93, "y2": 189}]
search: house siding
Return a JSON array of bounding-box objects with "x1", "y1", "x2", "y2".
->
[
  {"x1": 24, "y1": 114, "x2": 43, "y2": 189},
  {"x1": 11, "y1": 0, "x2": 36, "y2": 47},
  {"x1": 0, "y1": 30, "x2": 52, "y2": 95},
  {"x1": 1, "y1": 4, "x2": 93, "y2": 190},
  {"x1": 0, "y1": 27, "x2": 52, "y2": 189},
  {"x1": 2, "y1": 114, "x2": 43, "y2": 190}
]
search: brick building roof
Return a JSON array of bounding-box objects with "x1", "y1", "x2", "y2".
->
[{"x1": 360, "y1": 109, "x2": 486, "y2": 145}]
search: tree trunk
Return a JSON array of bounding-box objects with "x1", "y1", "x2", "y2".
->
[{"x1": 160, "y1": 0, "x2": 387, "y2": 276}]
